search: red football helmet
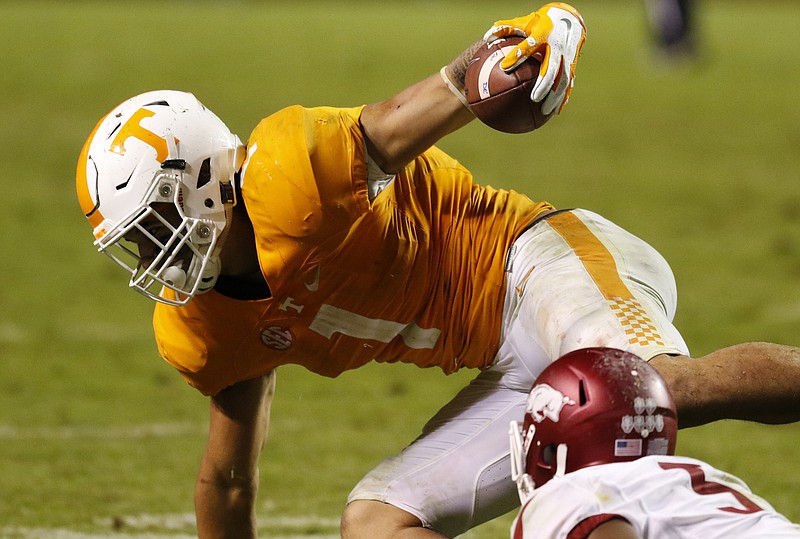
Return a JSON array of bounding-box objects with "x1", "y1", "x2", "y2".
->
[{"x1": 509, "y1": 347, "x2": 678, "y2": 500}]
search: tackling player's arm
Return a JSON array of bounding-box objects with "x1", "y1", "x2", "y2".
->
[
  {"x1": 195, "y1": 371, "x2": 276, "y2": 539},
  {"x1": 650, "y1": 342, "x2": 800, "y2": 428}
]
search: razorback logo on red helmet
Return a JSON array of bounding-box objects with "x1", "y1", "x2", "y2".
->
[
  {"x1": 526, "y1": 383, "x2": 575, "y2": 423},
  {"x1": 260, "y1": 326, "x2": 294, "y2": 351}
]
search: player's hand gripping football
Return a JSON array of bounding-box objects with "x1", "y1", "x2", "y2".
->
[{"x1": 484, "y1": 2, "x2": 586, "y2": 115}]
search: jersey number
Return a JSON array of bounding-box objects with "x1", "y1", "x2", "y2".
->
[
  {"x1": 309, "y1": 304, "x2": 441, "y2": 349},
  {"x1": 658, "y1": 462, "x2": 764, "y2": 514}
]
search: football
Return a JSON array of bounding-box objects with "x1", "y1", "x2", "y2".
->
[{"x1": 464, "y1": 36, "x2": 553, "y2": 134}]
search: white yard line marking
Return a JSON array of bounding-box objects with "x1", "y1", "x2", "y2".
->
[
  {"x1": 0, "y1": 423, "x2": 207, "y2": 439},
  {"x1": 1, "y1": 529, "x2": 198, "y2": 539},
  {"x1": 2, "y1": 514, "x2": 341, "y2": 539}
]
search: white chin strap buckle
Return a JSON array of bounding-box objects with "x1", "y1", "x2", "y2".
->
[{"x1": 162, "y1": 265, "x2": 187, "y2": 289}]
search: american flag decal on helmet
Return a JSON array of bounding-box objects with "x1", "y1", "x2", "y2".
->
[{"x1": 614, "y1": 439, "x2": 642, "y2": 457}]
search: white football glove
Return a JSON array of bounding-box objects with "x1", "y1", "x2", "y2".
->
[{"x1": 484, "y1": 2, "x2": 587, "y2": 115}]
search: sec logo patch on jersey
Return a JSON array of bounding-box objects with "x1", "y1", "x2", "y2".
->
[{"x1": 261, "y1": 326, "x2": 294, "y2": 351}]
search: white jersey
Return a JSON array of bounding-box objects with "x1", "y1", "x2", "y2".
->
[{"x1": 512, "y1": 455, "x2": 800, "y2": 539}]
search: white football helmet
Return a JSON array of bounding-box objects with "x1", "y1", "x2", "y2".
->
[{"x1": 76, "y1": 90, "x2": 244, "y2": 306}]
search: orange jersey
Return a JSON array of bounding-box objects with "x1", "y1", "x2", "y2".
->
[{"x1": 154, "y1": 105, "x2": 553, "y2": 396}]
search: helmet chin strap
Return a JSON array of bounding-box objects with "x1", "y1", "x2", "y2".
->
[
  {"x1": 195, "y1": 255, "x2": 221, "y2": 293},
  {"x1": 517, "y1": 473, "x2": 536, "y2": 502},
  {"x1": 193, "y1": 184, "x2": 237, "y2": 295},
  {"x1": 159, "y1": 145, "x2": 241, "y2": 302}
]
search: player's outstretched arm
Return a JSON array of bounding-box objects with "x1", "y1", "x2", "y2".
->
[
  {"x1": 650, "y1": 343, "x2": 800, "y2": 428},
  {"x1": 360, "y1": 3, "x2": 585, "y2": 174},
  {"x1": 360, "y1": 68, "x2": 476, "y2": 174},
  {"x1": 195, "y1": 371, "x2": 276, "y2": 538}
]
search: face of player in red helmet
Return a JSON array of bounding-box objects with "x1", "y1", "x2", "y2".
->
[{"x1": 509, "y1": 347, "x2": 678, "y2": 500}]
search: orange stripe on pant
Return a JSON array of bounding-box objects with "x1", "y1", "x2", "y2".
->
[
  {"x1": 547, "y1": 211, "x2": 666, "y2": 347},
  {"x1": 546, "y1": 211, "x2": 633, "y2": 300}
]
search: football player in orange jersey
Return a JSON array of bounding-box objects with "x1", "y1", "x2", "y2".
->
[{"x1": 76, "y1": 3, "x2": 798, "y2": 539}]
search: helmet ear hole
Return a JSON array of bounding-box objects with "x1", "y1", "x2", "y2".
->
[
  {"x1": 541, "y1": 444, "x2": 557, "y2": 465},
  {"x1": 578, "y1": 379, "x2": 588, "y2": 406},
  {"x1": 197, "y1": 158, "x2": 212, "y2": 189}
]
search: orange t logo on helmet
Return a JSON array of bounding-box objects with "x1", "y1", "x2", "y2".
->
[
  {"x1": 77, "y1": 106, "x2": 175, "y2": 235},
  {"x1": 110, "y1": 108, "x2": 169, "y2": 162}
]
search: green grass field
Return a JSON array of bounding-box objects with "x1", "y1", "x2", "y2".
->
[{"x1": 1, "y1": 1, "x2": 799, "y2": 537}]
